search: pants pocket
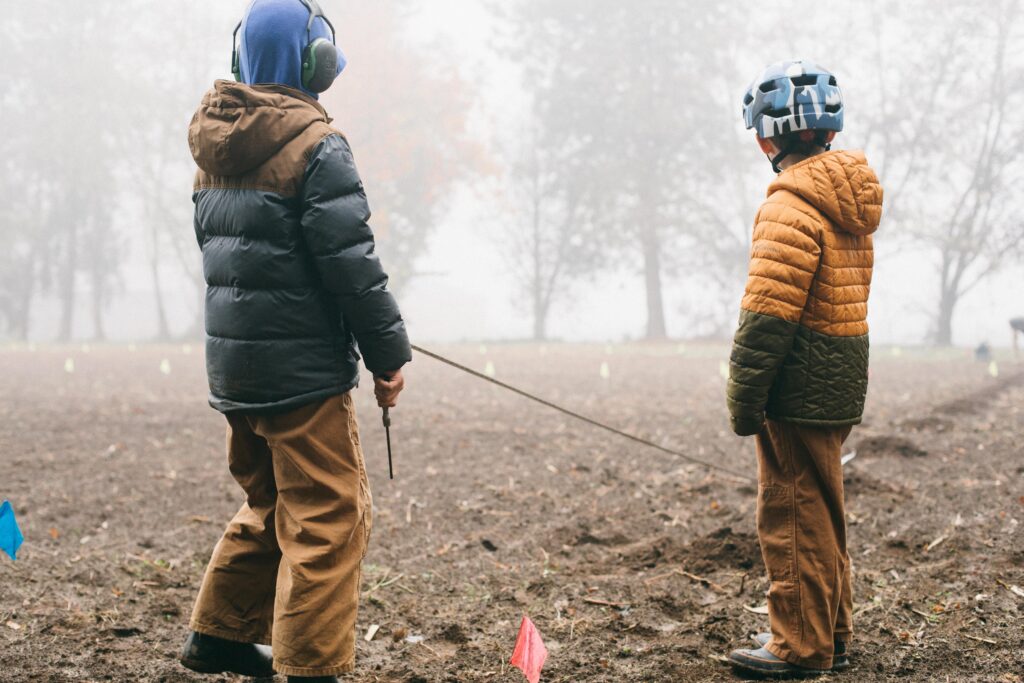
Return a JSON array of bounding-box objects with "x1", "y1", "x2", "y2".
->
[
  {"x1": 343, "y1": 393, "x2": 361, "y2": 447},
  {"x1": 344, "y1": 395, "x2": 372, "y2": 558},
  {"x1": 359, "y1": 475, "x2": 373, "y2": 559},
  {"x1": 758, "y1": 484, "x2": 795, "y2": 581},
  {"x1": 333, "y1": 393, "x2": 372, "y2": 559}
]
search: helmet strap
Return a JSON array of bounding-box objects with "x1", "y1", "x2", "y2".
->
[
  {"x1": 769, "y1": 143, "x2": 796, "y2": 174},
  {"x1": 816, "y1": 130, "x2": 833, "y2": 152},
  {"x1": 769, "y1": 131, "x2": 833, "y2": 173}
]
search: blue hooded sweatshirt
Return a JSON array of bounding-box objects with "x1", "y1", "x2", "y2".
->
[{"x1": 238, "y1": 0, "x2": 346, "y2": 100}]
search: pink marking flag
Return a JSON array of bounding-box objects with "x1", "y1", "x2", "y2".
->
[{"x1": 510, "y1": 615, "x2": 548, "y2": 683}]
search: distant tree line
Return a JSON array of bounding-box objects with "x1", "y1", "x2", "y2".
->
[
  {"x1": 494, "y1": 0, "x2": 1024, "y2": 344},
  {"x1": 0, "y1": 0, "x2": 476, "y2": 342},
  {"x1": 0, "y1": 0, "x2": 1020, "y2": 346}
]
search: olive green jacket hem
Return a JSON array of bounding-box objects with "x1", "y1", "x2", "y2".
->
[
  {"x1": 727, "y1": 309, "x2": 869, "y2": 431},
  {"x1": 765, "y1": 413, "x2": 864, "y2": 428}
]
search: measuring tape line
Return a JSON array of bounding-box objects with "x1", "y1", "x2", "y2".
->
[{"x1": 410, "y1": 344, "x2": 756, "y2": 483}]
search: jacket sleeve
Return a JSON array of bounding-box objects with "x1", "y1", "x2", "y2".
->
[
  {"x1": 726, "y1": 201, "x2": 821, "y2": 436},
  {"x1": 300, "y1": 134, "x2": 412, "y2": 375}
]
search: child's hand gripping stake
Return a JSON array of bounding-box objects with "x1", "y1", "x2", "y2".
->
[{"x1": 374, "y1": 369, "x2": 405, "y2": 480}]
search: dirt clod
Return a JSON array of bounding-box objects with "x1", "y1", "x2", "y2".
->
[
  {"x1": 440, "y1": 623, "x2": 470, "y2": 643},
  {"x1": 684, "y1": 527, "x2": 760, "y2": 574}
]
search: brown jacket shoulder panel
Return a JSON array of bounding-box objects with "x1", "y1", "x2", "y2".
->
[
  {"x1": 194, "y1": 121, "x2": 342, "y2": 198},
  {"x1": 190, "y1": 81, "x2": 348, "y2": 198}
]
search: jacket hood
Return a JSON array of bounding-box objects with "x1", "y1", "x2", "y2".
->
[
  {"x1": 188, "y1": 80, "x2": 330, "y2": 176},
  {"x1": 769, "y1": 150, "x2": 883, "y2": 236}
]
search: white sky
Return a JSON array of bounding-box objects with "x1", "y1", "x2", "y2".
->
[
  {"x1": 393, "y1": 1, "x2": 1024, "y2": 347},
  {"x1": 20, "y1": 0, "x2": 1021, "y2": 348}
]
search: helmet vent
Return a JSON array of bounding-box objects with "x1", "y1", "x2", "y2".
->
[
  {"x1": 828, "y1": 76, "x2": 838, "y2": 86},
  {"x1": 758, "y1": 82, "x2": 777, "y2": 94},
  {"x1": 790, "y1": 74, "x2": 818, "y2": 87},
  {"x1": 824, "y1": 104, "x2": 842, "y2": 114}
]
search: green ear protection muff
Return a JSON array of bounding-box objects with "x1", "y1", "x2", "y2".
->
[
  {"x1": 231, "y1": 0, "x2": 339, "y2": 93},
  {"x1": 301, "y1": 37, "x2": 339, "y2": 93},
  {"x1": 299, "y1": 0, "x2": 339, "y2": 93}
]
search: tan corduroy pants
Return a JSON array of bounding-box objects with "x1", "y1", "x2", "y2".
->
[
  {"x1": 755, "y1": 419, "x2": 853, "y2": 670},
  {"x1": 189, "y1": 393, "x2": 372, "y2": 677}
]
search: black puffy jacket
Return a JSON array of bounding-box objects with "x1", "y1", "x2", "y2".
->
[{"x1": 188, "y1": 80, "x2": 411, "y2": 413}]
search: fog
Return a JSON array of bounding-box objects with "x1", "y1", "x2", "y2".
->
[{"x1": 2, "y1": 0, "x2": 1022, "y2": 348}]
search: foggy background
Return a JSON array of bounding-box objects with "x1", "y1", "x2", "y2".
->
[{"x1": 1, "y1": 0, "x2": 1021, "y2": 348}]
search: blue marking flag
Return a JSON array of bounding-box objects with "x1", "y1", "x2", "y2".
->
[{"x1": 0, "y1": 500, "x2": 24, "y2": 561}]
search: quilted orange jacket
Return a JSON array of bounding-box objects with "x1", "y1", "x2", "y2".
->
[{"x1": 727, "y1": 150, "x2": 884, "y2": 436}]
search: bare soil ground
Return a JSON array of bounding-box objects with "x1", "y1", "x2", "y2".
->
[{"x1": 1, "y1": 343, "x2": 1022, "y2": 683}]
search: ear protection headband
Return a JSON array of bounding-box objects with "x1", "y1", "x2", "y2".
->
[{"x1": 231, "y1": 0, "x2": 339, "y2": 93}]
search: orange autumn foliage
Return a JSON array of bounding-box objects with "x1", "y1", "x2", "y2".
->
[{"x1": 323, "y1": 2, "x2": 488, "y2": 286}]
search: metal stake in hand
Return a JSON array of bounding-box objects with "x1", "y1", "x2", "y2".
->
[{"x1": 382, "y1": 407, "x2": 394, "y2": 480}]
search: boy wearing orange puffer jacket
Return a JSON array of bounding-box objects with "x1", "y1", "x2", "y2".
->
[{"x1": 726, "y1": 61, "x2": 883, "y2": 678}]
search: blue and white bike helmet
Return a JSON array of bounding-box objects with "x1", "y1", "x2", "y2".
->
[{"x1": 743, "y1": 61, "x2": 844, "y2": 170}]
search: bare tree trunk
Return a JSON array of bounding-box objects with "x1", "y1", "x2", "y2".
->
[
  {"x1": 165, "y1": 210, "x2": 206, "y2": 340},
  {"x1": 642, "y1": 223, "x2": 667, "y2": 340},
  {"x1": 91, "y1": 275, "x2": 106, "y2": 341},
  {"x1": 530, "y1": 185, "x2": 548, "y2": 341},
  {"x1": 532, "y1": 307, "x2": 547, "y2": 341},
  {"x1": 531, "y1": 259, "x2": 547, "y2": 341},
  {"x1": 13, "y1": 303, "x2": 30, "y2": 341},
  {"x1": 13, "y1": 254, "x2": 36, "y2": 341},
  {"x1": 532, "y1": 274, "x2": 550, "y2": 341},
  {"x1": 57, "y1": 221, "x2": 77, "y2": 342},
  {"x1": 150, "y1": 239, "x2": 171, "y2": 341},
  {"x1": 934, "y1": 285, "x2": 957, "y2": 347},
  {"x1": 185, "y1": 281, "x2": 206, "y2": 341}
]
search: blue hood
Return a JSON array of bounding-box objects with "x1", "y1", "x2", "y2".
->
[{"x1": 238, "y1": 0, "x2": 346, "y2": 100}]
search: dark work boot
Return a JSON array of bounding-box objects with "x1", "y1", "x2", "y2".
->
[
  {"x1": 752, "y1": 632, "x2": 850, "y2": 671},
  {"x1": 728, "y1": 646, "x2": 826, "y2": 679},
  {"x1": 179, "y1": 631, "x2": 275, "y2": 677}
]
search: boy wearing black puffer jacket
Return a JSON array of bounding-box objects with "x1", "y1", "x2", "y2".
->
[{"x1": 178, "y1": 2, "x2": 411, "y2": 681}]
